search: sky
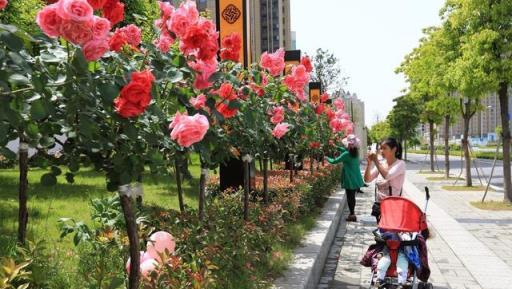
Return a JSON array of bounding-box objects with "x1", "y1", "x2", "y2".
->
[{"x1": 290, "y1": 0, "x2": 446, "y2": 126}]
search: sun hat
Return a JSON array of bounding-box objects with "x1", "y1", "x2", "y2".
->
[{"x1": 342, "y1": 134, "x2": 361, "y2": 148}]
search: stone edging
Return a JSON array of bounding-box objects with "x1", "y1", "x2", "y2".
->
[{"x1": 272, "y1": 189, "x2": 347, "y2": 289}]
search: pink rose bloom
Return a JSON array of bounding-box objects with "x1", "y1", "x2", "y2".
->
[
  {"x1": 168, "y1": 0, "x2": 198, "y2": 38},
  {"x1": 344, "y1": 123, "x2": 354, "y2": 135},
  {"x1": 59, "y1": 19, "x2": 93, "y2": 45},
  {"x1": 270, "y1": 106, "x2": 284, "y2": 124},
  {"x1": 146, "y1": 231, "x2": 176, "y2": 262},
  {"x1": 140, "y1": 259, "x2": 158, "y2": 278},
  {"x1": 315, "y1": 104, "x2": 325, "y2": 115},
  {"x1": 126, "y1": 251, "x2": 151, "y2": 273},
  {"x1": 325, "y1": 107, "x2": 335, "y2": 120},
  {"x1": 82, "y1": 37, "x2": 109, "y2": 61},
  {"x1": 333, "y1": 98, "x2": 345, "y2": 111},
  {"x1": 92, "y1": 16, "x2": 111, "y2": 39},
  {"x1": 283, "y1": 64, "x2": 310, "y2": 102},
  {"x1": 158, "y1": 1, "x2": 174, "y2": 20},
  {"x1": 120, "y1": 24, "x2": 141, "y2": 47},
  {"x1": 169, "y1": 112, "x2": 209, "y2": 147},
  {"x1": 0, "y1": 0, "x2": 8, "y2": 10},
  {"x1": 321, "y1": 93, "x2": 329, "y2": 103},
  {"x1": 261, "y1": 73, "x2": 269, "y2": 86},
  {"x1": 36, "y1": 4, "x2": 62, "y2": 38},
  {"x1": 154, "y1": 35, "x2": 174, "y2": 53},
  {"x1": 188, "y1": 58, "x2": 218, "y2": 90},
  {"x1": 57, "y1": 0, "x2": 94, "y2": 23},
  {"x1": 190, "y1": 94, "x2": 206, "y2": 109},
  {"x1": 259, "y1": 48, "x2": 285, "y2": 76},
  {"x1": 329, "y1": 118, "x2": 350, "y2": 133},
  {"x1": 272, "y1": 123, "x2": 290, "y2": 139}
]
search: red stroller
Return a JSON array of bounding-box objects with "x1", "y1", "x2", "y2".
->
[{"x1": 368, "y1": 187, "x2": 433, "y2": 289}]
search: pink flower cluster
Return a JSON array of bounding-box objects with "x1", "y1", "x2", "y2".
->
[
  {"x1": 327, "y1": 100, "x2": 353, "y2": 135},
  {"x1": 190, "y1": 94, "x2": 206, "y2": 110},
  {"x1": 109, "y1": 24, "x2": 141, "y2": 52},
  {"x1": 0, "y1": 0, "x2": 8, "y2": 10},
  {"x1": 153, "y1": 0, "x2": 219, "y2": 90},
  {"x1": 169, "y1": 112, "x2": 209, "y2": 147},
  {"x1": 260, "y1": 48, "x2": 285, "y2": 76},
  {"x1": 126, "y1": 231, "x2": 176, "y2": 278},
  {"x1": 283, "y1": 64, "x2": 310, "y2": 102},
  {"x1": 272, "y1": 123, "x2": 290, "y2": 139},
  {"x1": 220, "y1": 32, "x2": 242, "y2": 62},
  {"x1": 36, "y1": 0, "x2": 114, "y2": 61},
  {"x1": 269, "y1": 106, "x2": 285, "y2": 125}
]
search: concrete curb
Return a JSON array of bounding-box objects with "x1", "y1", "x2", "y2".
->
[{"x1": 272, "y1": 190, "x2": 347, "y2": 289}]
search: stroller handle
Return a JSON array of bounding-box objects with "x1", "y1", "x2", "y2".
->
[{"x1": 425, "y1": 186, "x2": 430, "y2": 201}]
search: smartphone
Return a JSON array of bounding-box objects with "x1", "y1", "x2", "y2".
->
[{"x1": 371, "y1": 143, "x2": 377, "y2": 154}]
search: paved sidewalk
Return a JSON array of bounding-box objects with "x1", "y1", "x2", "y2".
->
[
  {"x1": 315, "y1": 175, "x2": 512, "y2": 289},
  {"x1": 407, "y1": 171, "x2": 512, "y2": 268}
]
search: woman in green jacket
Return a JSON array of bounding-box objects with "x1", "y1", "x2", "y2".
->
[{"x1": 327, "y1": 134, "x2": 364, "y2": 222}]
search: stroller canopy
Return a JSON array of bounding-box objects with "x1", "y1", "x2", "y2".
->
[{"x1": 379, "y1": 196, "x2": 427, "y2": 232}]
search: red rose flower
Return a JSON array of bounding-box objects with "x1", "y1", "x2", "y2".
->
[
  {"x1": 300, "y1": 55, "x2": 313, "y2": 73},
  {"x1": 220, "y1": 32, "x2": 242, "y2": 62},
  {"x1": 102, "y1": 0, "x2": 124, "y2": 26},
  {"x1": 217, "y1": 102, "x2": 237, "y2": 119},
  {"x1": 87, "y1": 0, "x2": 107, "y2": 10},
  {"x1": 114, "y1": 70, "x2": 155, "y2": 118}
]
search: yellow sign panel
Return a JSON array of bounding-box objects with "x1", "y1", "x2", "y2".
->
[
  {"x1": 310, "y1": 88, "x2": 321, "y2": 104},
  {"x1": 217, "y1": 0, "x2": 248, "y2": 66},
  {"x1": 285, "y1": 60, "x2": 300, "y2": 75}
]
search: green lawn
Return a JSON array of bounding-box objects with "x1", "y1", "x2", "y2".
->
[
  {"x1": 471, "y1": 200, "x2": 512, "y2": 211},
  {"x1": 0, "y1": 156, "x2": 202, "y2": 256},
  {"x1": 409, "y1": 149, "x2": 503, "y2": 160}
]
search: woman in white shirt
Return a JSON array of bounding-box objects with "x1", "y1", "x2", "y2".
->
[{"x1": 364, "y1": 138, "x2": 406, "y2": 201}]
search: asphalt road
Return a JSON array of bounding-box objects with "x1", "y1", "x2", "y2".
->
[{"x1": 406, "y1": 153, "x2": 505, "y2": 190}]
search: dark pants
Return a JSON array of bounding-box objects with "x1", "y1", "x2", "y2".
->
[{"x1": 346, "y1": 189, "x2": 356, "y2": 215}]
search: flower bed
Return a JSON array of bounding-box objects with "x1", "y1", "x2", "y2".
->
[{"x1": 142, "y1": 163, "x2": 341, "y2": 288}]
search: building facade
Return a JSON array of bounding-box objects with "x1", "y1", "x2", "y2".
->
[
  {"x1": 340, "y1": 91, "x2": 367, "y2": 158},
  {"x1": 426, "y1": 92, "x2": 511, "y2": 146}
]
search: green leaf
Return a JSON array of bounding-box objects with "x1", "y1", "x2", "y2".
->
[
  {"x1": 0, "y1": 31, "x2": 24, "y2": 52},
  {"x1": 167, "y1": 69, "x2": 184, "y2": 83},
  {"x1": 30, "y1": 99, "x2": 48, "y2": 121},
  {"x1": 40, "y1": 173, "x2": 57, "y2": 186},
  {"x1": 51, "y1": 166, "x2": 62, "y2": 176},
  {"x1": 98, "y1": 83, "x2": 120, "y2": 103},
  {"x1": 208, "y1": 72, "x2": 223, "y2": 82},
  {"x1": 8, "y1": 74, "x2": 30, "y2": 85},
  {"x1": 124, "y1": 124, "x2": 138, "y2": 140},
  {"x1": 26, "y1": 123, "x2": 39, "y2": 139},
  {"x1": 72, "y1": 49, "x2": 89, "y2": 75},
  {"x1": 0, "y1": 147, "x2": 16, "y2": 160},
  {"x1": 68, "y1": 160, "x2": 79, "y2": 173},
  {"x1": 108, "y1": 277, "x2": 125, "y2": 289},
  {"x1": 65, "y1": 172, "x2": 75, "y2": 184}
]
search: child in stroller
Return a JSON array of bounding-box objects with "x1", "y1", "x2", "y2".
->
[{"x1": 361, "y1": 187, "x2": 433, "y2": 289}]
